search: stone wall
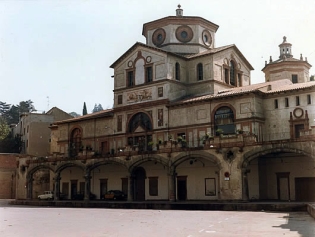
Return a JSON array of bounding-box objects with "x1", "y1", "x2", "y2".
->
[{"x1": 0, "y1": 154, "x2": 17, "y2": 199}]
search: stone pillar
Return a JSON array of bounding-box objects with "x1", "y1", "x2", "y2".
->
[
  {"x1": 84, "y1": 174, "x2": 91, "y2": 201},
  {"x1": 128, "y1": 174, "x2": 134, "y2": 201},
  {"x1": 54, "y1": 174, "x2": 61, "y2": 200},
  {"x1": 26, "y1": 176, "x2": 33, "y2": 200},
  {"x1": 242, "y1": 168, "x2": 250, "y2": 201},
  {"x1": 168, "y1": 169, "x2": 176, "y2": 201}
]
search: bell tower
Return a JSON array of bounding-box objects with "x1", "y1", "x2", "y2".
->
[{"x1": 279, "y1": 36, "x2": 293, "y2": 59}]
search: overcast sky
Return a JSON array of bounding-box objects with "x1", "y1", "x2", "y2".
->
[{"x1": 1, "y1": 0, "x2": 314, "y2": 115}]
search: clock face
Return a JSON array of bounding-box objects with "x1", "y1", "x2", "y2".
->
[
  {"x1": 176, "y1": 25, "x2": 193, "y2": 43},
  {"x1": 202, "y1": 30, "x2": 212, "y2": 47},
  {"x1": 152, "y1": 28, "x2": 166, "y2": 47}
]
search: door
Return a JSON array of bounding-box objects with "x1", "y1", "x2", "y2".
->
[
  {"x1": 295, "y1": 177, "x2": 315, "y2": 201},
  {"x1": 277, "y1": 173, "x2": 290, "y2": 201},
  {"x1": 62, "y1": 182, "x2": 69, "y2": 199},
  {"x1": 177, "y1": 176, "x2": 187, "y2": 201},
  {"x1": 295, "y1": 124, "x2": 304, "y2": 138},
  {"x1": 134, "y1": 167, "x2": 146, "y2": 201},
  {"x1": 121, "y1": 178, "x2": 128, "y2": 196},
  {"x1": 70, "y1": 180, "x2": 77, "y2": 199},
  {"x1": 100, "y1": 179, "x2": 108, "y2": 199}
]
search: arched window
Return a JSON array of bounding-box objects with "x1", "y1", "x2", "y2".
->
[
  {"x1": 230, "y1": 61, "x2": 236, "y2": 86},
  {"x1": 214, "y1": 106, "x2": 235, "y2": 135},
  {"x1": 127, "y1": 112, "x2": 153, "y2": 151},
  {"x1": 175, "y1": 62, "x2": 180, "y2": 81},
  {"x1": 197, "y1": 63, "x2": 203, "y2": 81},
  {"x1": 70, "y1": 128, "x2": 82, "y2": 157}
]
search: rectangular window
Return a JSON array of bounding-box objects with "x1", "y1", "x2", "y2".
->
[
  {"x1": 145, "y1": 66, "x2": 153, "y2": 82},
  {"x1": 197, "y1": 63, "x2": 203, "y2": 81},
  {"x1": 274, "y1": 99, "x2": 278, "y2": 109},
  {"x1": 149, "y1": 177, "x2": 158, "y2": 196},
  {"x1": 307, "y1": 94, "x2": 311, "y2": 104},
  {"x1": 127, "y1": 70, "x2": 134, "y2": 87},
  {"x1": 118, "y1": 95, "x2": 122, "y2": 105},
  {"x1": 158, "y1": 87, "x2": 163, "y2": 97},
  {"x1": 117, "y1": 115, "x2": 122, "y2": 132},
  {"x1": 292, "y1": 74, "x2": 298, "y2": 83},
  {"x1": 296, "y1": 96, "x2": 300, "y2": 106},
  {"x1": 205, "y1": 178, "x2": 216, "y2": 196},
  {"x1": 158, "y1": 109, "x2": 163, "y2": 127},
  {"x1": 285, "y1": 97, "x2": 289, "y2": 107}
]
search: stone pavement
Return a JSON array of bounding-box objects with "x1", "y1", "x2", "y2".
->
[{"x1": 1, "y1": 199, "x2": 315, "y2": 237}]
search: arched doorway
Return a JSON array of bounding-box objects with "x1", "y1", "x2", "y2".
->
[{"x1": 133, "y1": 167, "x2": 146, "y2": 201}]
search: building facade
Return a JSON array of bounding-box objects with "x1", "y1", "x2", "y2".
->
[{"x1": 16, "y1": 6, "x2": 315, "y2": 202}]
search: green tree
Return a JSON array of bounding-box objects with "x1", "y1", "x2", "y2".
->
[
  {"x1": 0, "y1": 117, "x2": 10, "y2": 140},
  {"x1": 82, "y1": 102, "x2": 87, "y2": 115}
]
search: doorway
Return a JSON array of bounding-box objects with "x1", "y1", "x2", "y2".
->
[
  {"x1": 276, "y1": 172, "x2": 290, "y2": 201},
  {"x1": 70, "y1": 180, "x2": 78, "y2": 199},
  {"x1": 100, "y1": 179, "x2": 108, "y2": 199},
  {"x1": 134, "y1": 167, "x2": 146, "y2": 201},
  {"x1": 177, "y1": 176, "x2": 187, "y2": 201}
]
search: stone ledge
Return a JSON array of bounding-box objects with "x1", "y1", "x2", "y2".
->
[{"x1": 307, "y1": 204, "x2": 315, "y2": 219}]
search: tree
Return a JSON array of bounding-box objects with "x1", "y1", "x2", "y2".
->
[
  {"x1": 0, "y1": 117, "x2": 10, "y2": 140},
  {"x1": 92, "y1": 103, "x2": 104, "y2": 113},
  {"x1": 69, "y1": 112, "x2": 80, "y2": 117},
  {"x1": 311, "y1": 75, "x2": 314, "y2": 81},
  {"x1": 82, "y1": 102, "x2": 87, "y2": 115}
]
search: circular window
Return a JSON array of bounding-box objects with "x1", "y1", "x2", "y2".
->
[
  {"x1": 176, "y1": 25, "x2": 193, "y2": 43},
  {"x1": 293, "y1": 108, "x2": 304, "y2": 118},
  {"x1": 152, "y1": 28, "x2": 166, "y2": 47},
  {"x1": 202, "y1": 30, "x2": 212, "y2": 47}
]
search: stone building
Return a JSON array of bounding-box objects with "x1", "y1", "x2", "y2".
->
[{"x1": 17, "y1": 6, "x2": 315, "y2": 202}]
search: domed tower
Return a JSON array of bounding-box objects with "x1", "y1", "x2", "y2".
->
[
  {"x1": 262, "y1": 36, "x2": 312, "y2": 83},
  {"x1": 142, "y1": 5, "x2": 219, "y2": 54}
]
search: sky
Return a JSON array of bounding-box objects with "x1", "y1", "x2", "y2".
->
[{"x1": 0, "y1": 0, "x2": 314, "y2": 115}]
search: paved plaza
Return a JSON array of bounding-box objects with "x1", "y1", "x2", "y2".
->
[{"x1": 0, "y1": 200, "x2": 314, "y2": 237}]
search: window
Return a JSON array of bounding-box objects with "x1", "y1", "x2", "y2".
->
[
  {"x1": 117, "y1": 115, "x2": 122, "y2": 132},
  {"x1": 205, "y1": 178, "x2": 216, "y2": 196},
  {"x1": 127, "y1": 70, "x2": 134, "y2": 87},
  {"x1": 118, "y1": 95, "x2": 122, "y2": 105},
  {"x1": 285, "y1": 98, "x2": 289, "y2": 107},
  {"x1": 274, "y1": 99, "x2": 278, "y2": 109},
  {"x1": 307, "y1": 94, "x2": 311, "y2": 104},
  {"x1": 158, "y1": 87, "x2": 163, "y2": 97},
  {"x1": 175, "y1": 62, "x2": 180, "y2": 81},
  {"x1": 224, "y1": 68, "x2": 229, "y2": 83},
  {"x1": 230, "y1": 61, "x2": 236, "y2": 86},
  {"x1": 214, "y1": 106, "x2": 235, "y2": 135},
  {"x1": 145, "y1": 66, "x2": 153, "y2": 82},
  {"x1": 296, "y1": 96, "x2": 300, "y2": 106},
  {"x1": 197, "y1": 63, "x2": 203, "y2": 81},
  {"x1": 158, "y1": 109, "x2": 163, "y2": 127},
  {"x1": 292, "y1": 74, "x2": 298, "y2": 84},
  {"x1": 149, "y1": 177, "x2": 158, "y2": 196}
]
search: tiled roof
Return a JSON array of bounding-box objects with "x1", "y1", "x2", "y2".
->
[{"x1": 169, "y1": 80, "x2": 315, "y2": 106}]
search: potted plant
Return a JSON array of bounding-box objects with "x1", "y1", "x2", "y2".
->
[{"x1": 216, "y1": 128, "x2": 224, "y2": 137}]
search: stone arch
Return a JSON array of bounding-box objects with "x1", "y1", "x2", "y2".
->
[
  {"x1": 26, "y1": 164, "x2": 55, "y2": 199},
  {"x1": 242, "y1": 146, "x2": 312, "y2": 169},
  {"x1": 128, "y1": 154, "x2": 169, "y2": 173},
  {"x1": 172, "y1": 151, "x2": 222, "y2": 171},
  {"x1": 55, "y1": 161, "x2": 86, "y2": 174},
  {"x1": 87, "y1": 158, "x2": 128, "y2": 173},
  {"x1": 127, "y1": 111, "x2": 153, "y2": 133}
]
